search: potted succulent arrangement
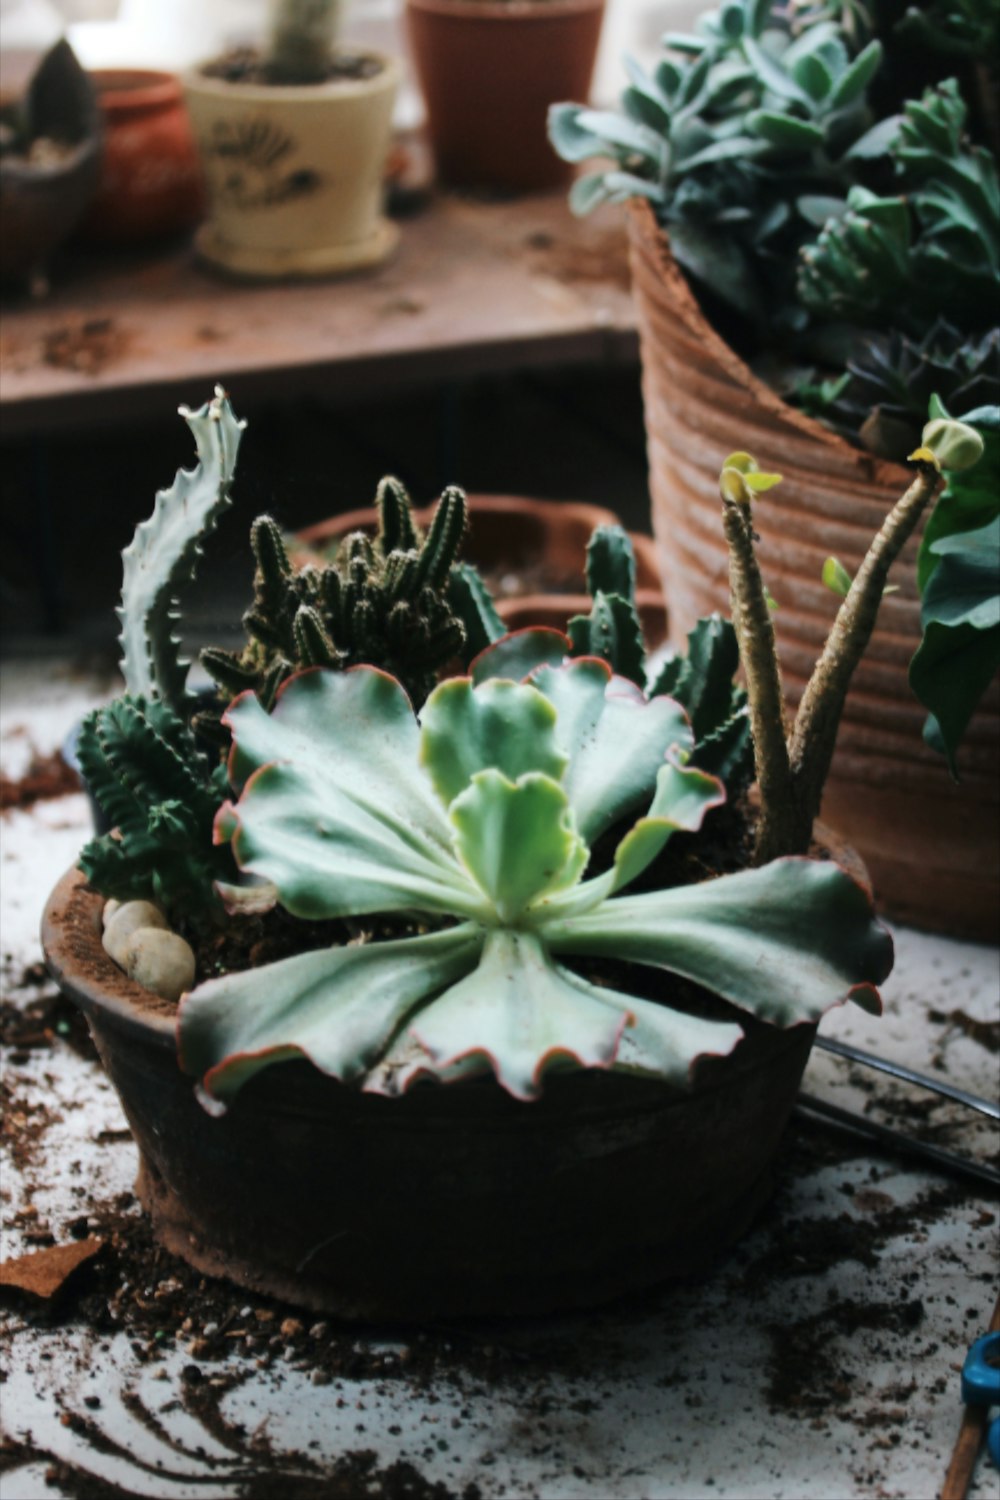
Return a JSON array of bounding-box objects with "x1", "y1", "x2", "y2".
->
[
  {"x1": 406, "y1": 0, "x2": 607, "y2": 192},
  {"x1": 548, "y1": 0, "x2": 1000, "y2": 937},
  {"x1": 182, "y1": 0, "x2": 400, "y2": 277},
  {"x1": 0, "y1": 39, "x2": 102, "y2": 291},
  {"x1": 41, "y1": 388, "x2": 984, "y2": 1319}
]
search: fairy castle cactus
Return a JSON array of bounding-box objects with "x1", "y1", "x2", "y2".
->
[
  {"x1": 118, "y1": 386, "x2": 245, "y2": 713},
  {"x1": 197, "y1": 478, "x2": 471, "y2": 742},
  {"x1": 721, "y1": 420, "x2": 985, "y2": 863},
  {"x1": 265, "y1": 0, "x2": 343, "y2": 84}
]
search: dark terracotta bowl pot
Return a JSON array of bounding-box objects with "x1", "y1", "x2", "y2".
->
[
  {"x1": 295, "y1": 493, "x2": 668, "y2": 650},
  {"x1": 76, "y1": 69, "x2": 205, "y2": 246},
  {"x1": 406, "y1": 0, "x2": 606, "y2": 192},
  {"x1": 43, "y1": 865, "x2": 817, "y2": 1321},
  {"x1": 627, "y1": 198, "x2": 1000, "y2": 941}
]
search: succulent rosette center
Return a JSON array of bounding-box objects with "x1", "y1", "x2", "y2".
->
[{"x1": 179, "y1": 641, "x2": 891, "y2": 1110}]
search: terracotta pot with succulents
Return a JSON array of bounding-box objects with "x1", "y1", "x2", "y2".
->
[
  {"x1": 41, "y1": 387, "x2": 985, "y2": 1318},
  {"x1": 549, "y1": 0, "x2": 1000, "y2": 938},
  {"x1": 406, "y1": 0, "x2": 606, "y2": 192},
  {"x1": 182, "y1": 0, "x2": 400, "y2": 278}
]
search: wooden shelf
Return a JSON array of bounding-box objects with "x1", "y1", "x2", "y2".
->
[{"x1": 0, "y1": 192, "x2": 638, "y2": 440}]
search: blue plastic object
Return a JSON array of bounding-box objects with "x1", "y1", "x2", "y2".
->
[{"x1": 962, "y1": 1332, "x2": 1000, "y2": 1468}]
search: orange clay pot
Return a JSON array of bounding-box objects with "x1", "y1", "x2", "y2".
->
[
  {"x1": 77, "y1": 69, "x2": 204, "y2": 245},
  {"x1": 627, "y1": 198, "x2": 1000, "y2": 941},
  {"x1": 406, "y1": 0, "x2": 605, "y2": 192}
]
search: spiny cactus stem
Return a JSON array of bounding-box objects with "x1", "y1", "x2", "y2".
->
[
  {"x1": 783, "y1": 462, "x2": 943, "y2": 849},
  {"x1": 414, "y1": 489, "x2": 467, "y2": 592},
  {"x1": 721, "y1": 490, "x2": 794, "y2": 862}
]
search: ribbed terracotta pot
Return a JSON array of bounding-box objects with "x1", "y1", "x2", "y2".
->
[
  {"x1": 296, "y1": 493, "x2": 668, "y2": 647},
  {"x1": 406, "y1": 0, "x2": 605, "y2": 192},
  {"x1": 627, "y1": 200, "x2": 1000, "y2": 941},
  {"x1": 43, "y1": 864, "x2": 817, "y2": 1320},
  {"x1": 77, "y1": 69, "x2": 205, "y2": 245}
]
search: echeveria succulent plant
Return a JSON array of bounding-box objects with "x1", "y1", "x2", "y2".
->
[{"x1": 178, "y1": 642, "x2": 891, "y2": 1109}]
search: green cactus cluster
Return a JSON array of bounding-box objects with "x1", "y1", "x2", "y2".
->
[
  {"x1": 197, "y1": 478, "x2": 474, "y2": 744},
  {"x1": 797, "y1": 320, "x2": 999, "y2": 459},
  {"x1": 566, "y1": 524, "x2": 753, "y2": 788},
  {"x1": 548, "y1": 1, "x2": 998, "y2": 452},
  {"x1": 77, "y1": 696, "x2": 232, "y2": 926}
]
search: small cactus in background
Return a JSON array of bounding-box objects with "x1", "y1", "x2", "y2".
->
[
  {"x1": 264, "y1": 0, "x2": 343, "y2": 84},
  {"x1": 197, "y1": 478, "x2": 472, "y2": 743}
]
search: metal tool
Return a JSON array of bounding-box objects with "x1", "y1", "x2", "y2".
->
[
  {"x1": 795, "y1": 1036, "x2": 1000, "y2": 1191},
  {"x1": 942, "y1": 1297, "x2": 1000, "y2": 1500}
]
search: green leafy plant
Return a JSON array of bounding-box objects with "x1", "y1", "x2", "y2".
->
[
  {"x1": 77, "y1": 698, "x2": 232, "y2": 925},
  {"x1": 909, "y1": 401, "x2": 1000, "y2": 771},
  {"x1": 722, "y1": 420, "x2": 985, "y2": 860},
  {"x1": 77, "y1": 388, "x2": 245, "y2": 924},
  {"x1": 179, "y1": 651, "x2": 890, "y2": 1109},
  {"x1": 547, "y1": 0, "x2": 999, "y2": 449}
]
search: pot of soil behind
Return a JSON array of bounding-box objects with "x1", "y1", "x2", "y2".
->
[
  {"x1": 43, "y1": 863, "x2": 819, "y2": 1321},
  {"x1": 406, "y1": 0, "x2": 605, "y2": 193},
  {"x1": 295, "y1": 493, "x2": 668, "y2": 648},
  {"x1": 182, "y1": 49, "x2": 400, "y2": 279},
  {"x1": 75, "y1": 69, "x2": 205, "y2": 246},
  {"x1": 627, "y1": 199, "x2": 1000, "y2": 942}
]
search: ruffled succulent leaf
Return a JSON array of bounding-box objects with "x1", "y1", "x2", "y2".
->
[
  {"x1": 470, "y1": 628, "x2": 569, "y2": 684},
  {"x1": 449, "y1": 772, "x2": 588, "y2": 923},
  {"x1": 221, "y1": 669, "x2": 482, "y2": 919},
  {"x1": 527, "y1": 658, "x2": 693, "y2": 844},
  {"x1": 544, "y1": 858, "x2": 892, "y2": 1027},
  {"x1": 419, "y1": 677, "x2": 566, "y2": 808},
  {"x1": 184, "y1": 659, "x2": 892, "y2": 1108},
  {"x1": 179, "y1": 924, "x2": 484, "y2": 1107}
]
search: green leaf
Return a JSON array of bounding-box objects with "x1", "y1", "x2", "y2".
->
[
  {"x1": 528, "y1": 659, "x2": 694, "y2": 845},
  {"x1": 667, "y1": 220, "x2": 763, "y2": 322},
  {"x1": 545, "y1": 858, "x2": 891, "y2": 1027},
  {"x1": 746, "y1": 110, "x2": 826, "y2": 149},
  {"x1": 574, "y1": 109, "x2": 666, "y2": 166},
  {"x1": 909, "y1": 619, "x2": 1000, "y2": 776},
  {"x1": 178, "y1": 924, "x2": 484, "y2": 1107},
  {"x1": 588, "y1": 759, "x2": 727, "y2": 903},
  {"x1": 743, "y1": 36, "x2": 811, "y2": 107},
  {"x1": 822, "y1": 557, "x2": 853, "y2": 597},
  {"x1": 407, "y1": 929, "x2": 631, "y2": 1101},
  {"x1": 917, "y1": 413, "x2": 1000, "y2": 592},
  {"x1": 223, "y1": 669, "x2": 480, "y2": 919},
  {"x1": 449, "y1": 772, "x2": 587, "y2": 923},
  {"x1": 568, "y1": 170, "x2": 613, "y2": 215},
  {"x1": 843, "y1": 114, "x2": 902, "y2": 160},
  {"x1": 471, "y1": 628, "x2": 569, "y2": 685},
  {"x1": 419, "y1": 677, "x2": 566, "y2": 809},
  {"x1": 547, "y1": 103, "x2": 612, "y2": 163},
  {"x1": 828, "y1": 39, "x2": 882, "y2": 109}
]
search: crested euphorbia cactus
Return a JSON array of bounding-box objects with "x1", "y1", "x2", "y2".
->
[{"x1": 179, "y1": 638, "x2": 892, "y2": 1109}]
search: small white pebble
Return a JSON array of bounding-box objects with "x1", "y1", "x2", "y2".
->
[
  {"x1": 102, "y1": 898, "x2": 122, "y2": 930},
  {"x1": 123, "y1": 929, "x2": 196, "y2": 1003},
  {"x1": 103, "y1": 901, "x2": 168, "y2": 966}
]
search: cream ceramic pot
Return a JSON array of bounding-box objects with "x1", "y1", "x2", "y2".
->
[{"x1": 182, "y1": 51, "x2": 400, "y2": 278}]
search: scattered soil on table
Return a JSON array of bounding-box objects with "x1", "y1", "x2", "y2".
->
[
  {"x1": 41, "y1": 319, "x2": 129, "y2": 377},
  {"x1": 0, "y1": 748, "x2": 80, "y2": 811},
  {"x1": 524, "y1": 228, "x2": 632, "y2": 294},
  {"x1": 201, "y1": 48, "x2": 384, "y2": 85},
  {"x1": 1, "y1": 981, "x2": 99, "y2": 1062},
  {"x1": 929, "y1": 1006, "x2": 1000, "y2": 1053}
]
